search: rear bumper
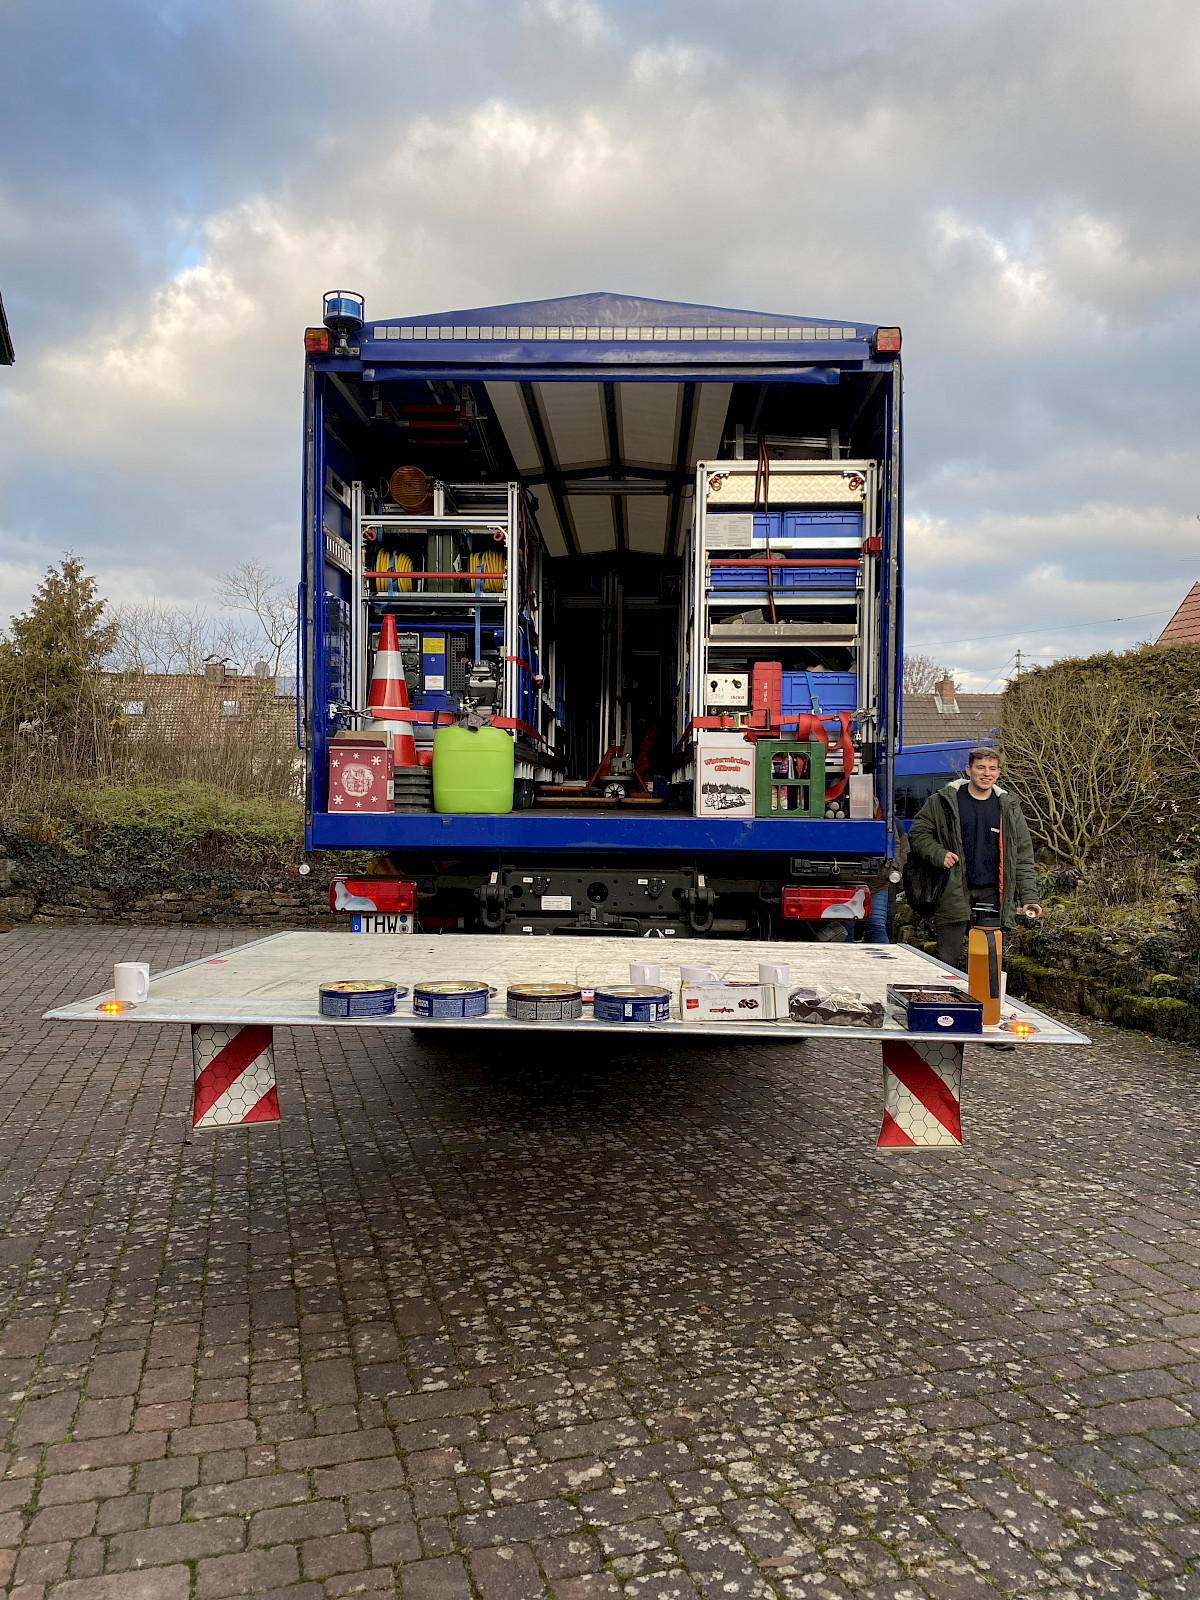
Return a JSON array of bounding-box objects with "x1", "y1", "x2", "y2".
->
[{"x1": 306, "y1": 812, "x2": 888, "y2": 856}]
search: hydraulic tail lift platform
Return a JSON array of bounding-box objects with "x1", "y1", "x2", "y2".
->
[{"x1": 45, "y1": 934, "x2": 1089, "y2": 1149}]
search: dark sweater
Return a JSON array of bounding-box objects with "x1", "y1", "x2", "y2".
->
[{"x1": 956, "y1": 786, "x2": 1001, "y2": 890}]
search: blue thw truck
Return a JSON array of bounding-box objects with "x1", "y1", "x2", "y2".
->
[
  {"x1": 301, "y1": 291, "x2": 905, "y2": 939},
  {"x1": 44, "y1": 293, "x2": 1089, "y2": 1150}
]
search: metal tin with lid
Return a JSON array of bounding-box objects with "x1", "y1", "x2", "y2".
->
[
  {"x1": 319, "y1": 980, "x2": 400, "y2": 1018},
  {"x1": 506, "y1": 983, "x2": 584, "y2": 1022},
  {"x1": 412, "y1": 980, "x2": 490, "y2": 1019},
  {"x1": 592, "y1": 985, "x2": 672, "y2": 1024}
]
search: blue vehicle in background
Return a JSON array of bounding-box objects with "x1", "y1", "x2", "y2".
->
[
  {"x1": 894, "y1": 740, "x2": 989, "y2": 826},
  {"x1": 300, "y1": 290, "x2": 905, "y2": 938}
]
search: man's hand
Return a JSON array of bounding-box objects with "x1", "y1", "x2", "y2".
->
[
  {"x1": 943, "y1": 851, "x2": 959, "y2": 869},
  {"x1": 1021, "y1": 902, "x2": 1042, "y2": 922}
]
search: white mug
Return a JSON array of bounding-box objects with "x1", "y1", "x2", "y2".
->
[
  {"x1": 758, "y1": 961, "x2": 790, "y2": 986},
  {"x1": 113, "y1": 962, "x2": 150, "y2": 1004},
  {"x1": 629, "y1": 961, "x2": 661, "y2": 985},
  {"x1": 680, "y1": 964, "x2": 718, "y2": 984}
]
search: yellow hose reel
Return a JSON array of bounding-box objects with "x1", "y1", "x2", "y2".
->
[{"x1": 470, "y1": 548, "x2": 506, "y2": 593}]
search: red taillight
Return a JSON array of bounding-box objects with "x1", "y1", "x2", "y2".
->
[
  {"x1": 872, "y1": 327, "x2": 901, "y2": 356},
  {"x1": 781, "y1": 884, "x2": 871, "y2": 920},
  {"x1": 305, "y1": 327, "x2": 330, "y2": 353},
  {"x1": 329, "y1": 877, "x2": 417, "y2": 914}
]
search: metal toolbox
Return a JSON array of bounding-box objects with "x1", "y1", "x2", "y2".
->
[{"x1": 887, "y1": 984, "x2": 984, "y2": 1035}]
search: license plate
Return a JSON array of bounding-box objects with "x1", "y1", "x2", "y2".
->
[{"x1": 350, "y1": 914, "x2": 414, "y2": 934}]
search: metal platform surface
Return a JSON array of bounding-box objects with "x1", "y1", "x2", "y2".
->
[{"x1": 44, "y1": 932, "x2": 1091, "y2": 1045}]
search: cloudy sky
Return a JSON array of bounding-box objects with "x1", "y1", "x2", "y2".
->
[{"x1": 1, "y1": 0, "x2": 1198, "y2": 687}]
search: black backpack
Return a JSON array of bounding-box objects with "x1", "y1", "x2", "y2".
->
[{"x1": 902, "y1": 849, "x2": 950, "y2": 921}]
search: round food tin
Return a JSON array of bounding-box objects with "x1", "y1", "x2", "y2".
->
[
  {"x1": 506, "y1": 983, "x2": 584, "y2": 1022},
  {"x1": 592, "y1": 984, "x2": 671, "y2": 1024},
  {"x1": 412, "y1": 980, "x2": 490, "y2": 1019},
  {"x1": 319, "y1": 980, "x2": 400, "y2": 1018}
]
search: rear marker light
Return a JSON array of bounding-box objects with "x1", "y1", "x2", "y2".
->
[
  {"x1": 305, "y1": 327, "x2": 330, "y2": 353},
  {"x1": 872, "y1": 327, "x2": 901, "y2": 356},
  {"x1": 330, "y1": 877, "x2": 417, "y2": 914},
  {"x1": 781, "y1": 885, "x2": 871, "y2": 920}
]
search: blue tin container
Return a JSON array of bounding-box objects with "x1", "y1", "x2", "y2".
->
[
  {"x1": 593, "y1": 985, "x2": 672, "y2": 1023},
  {"x1": 319, "y1": 980, "x2": 399, "y2": 1018},
  {"x1": 887, "y1": 985, "x2": 983, "y2": 1035},
  {"x1": 412, "y1": 981, "x2": 490, "y2": 1018}
]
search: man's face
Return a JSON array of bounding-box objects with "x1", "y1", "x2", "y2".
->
[{"x1": 968, "y1": 758, "x2": 1000, "y2": 792}]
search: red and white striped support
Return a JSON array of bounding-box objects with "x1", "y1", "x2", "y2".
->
[
  {"x1": 878, "y1": 1039, "x2": 963, "y2": 1148},
  {"x1": 191, "y1": 1024, "x2": 280, "y2": 1129}
]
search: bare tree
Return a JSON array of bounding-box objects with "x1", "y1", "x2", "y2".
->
[
  {"x1": 903, "y1": 653, "x2": 952, "y2": 695},
  {"x1": 215, "y1": 561, "x2": 296, "y2": 678},
  {"x1": 108, "y1": 603, "x2": 258, "y2": 676},
  {"x1": 999, "y1": 668, "x2": 1158, "y2": 868}
]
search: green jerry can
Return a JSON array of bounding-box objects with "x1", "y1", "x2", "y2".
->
[{"x1": 433, "y1": 723, "x2": 515, "y2": 814}]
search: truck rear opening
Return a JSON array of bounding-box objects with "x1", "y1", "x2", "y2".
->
[{"x1": 302, "y1": 293, "x2": 902, "y2": 937}]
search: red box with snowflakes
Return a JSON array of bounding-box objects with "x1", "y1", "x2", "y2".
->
[{"x1": 327, "y1": 742, "x2": 395, "y2": 812}]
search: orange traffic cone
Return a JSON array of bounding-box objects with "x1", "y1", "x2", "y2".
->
[{"x1": 367, "y1": 614, "x2": 418, "y2": 767}]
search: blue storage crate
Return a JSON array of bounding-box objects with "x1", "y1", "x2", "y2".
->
[
  {"x1": 709, "y1": 510, "x2": 863, "y2": 545},
  {"x1": 781, "y1": 509, "x2": 863, "y2": 542},
  {"x1": 710, "y1": 563, "x2": 857, "y2": 591},
  {"x1": 781, "y1": 671, "x2": 858, "y2": 714}
]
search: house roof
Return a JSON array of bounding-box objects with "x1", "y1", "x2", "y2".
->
[
  {"x1": 902, "y1": 692, "x2": 1003, "y2": 748},
  {"x1": 1157, "y1": 581, "x2": 1200, "y2": 646},
  {"x1": 104, "y1": 671, "x2": 293, "y2": 739},
  {"x1": 0, "y1": 291, "x2": 13, "y2": 366}
]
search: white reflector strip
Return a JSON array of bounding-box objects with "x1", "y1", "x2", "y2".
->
[{"x1": 369, "y1": 325, "x2": 862, "y2": 343}]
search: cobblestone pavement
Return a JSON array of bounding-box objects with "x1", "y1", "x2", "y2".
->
[{"x1": 1, "y1": 924, "x2": 1199, "y2": 1600}]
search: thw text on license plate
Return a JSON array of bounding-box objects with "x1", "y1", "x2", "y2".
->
[{"x1": 350, "y1": 914, "x2": 414, "y2": 934}]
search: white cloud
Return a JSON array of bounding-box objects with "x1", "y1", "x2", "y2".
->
[{"x1": 1, "y1": 0, "x2": 1199, "y2": 695}]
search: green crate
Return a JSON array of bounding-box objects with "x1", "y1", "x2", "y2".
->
[{"x1": 754, "y1": 739, "x2": 825, "y2": 818}]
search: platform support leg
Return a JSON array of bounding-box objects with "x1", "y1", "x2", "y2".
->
[
  {"x1": 191, "y1": 1024, "x2": 279, "y2": 1129},
  {"x1": 878, "y1": 1039, "x2": 963, "y2": 1148}
]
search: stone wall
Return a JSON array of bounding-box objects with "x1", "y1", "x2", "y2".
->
[
  {"x1": 893, "y1": 901, "x2": 1200, "y2": 1047},
  {"x1": 0, "y1": 852, "x2": 345, "y2": 929}
]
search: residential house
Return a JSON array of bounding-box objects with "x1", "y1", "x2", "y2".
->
[{"x1": 1157, "y1": 582, "x2": 1200, "y2": 646}]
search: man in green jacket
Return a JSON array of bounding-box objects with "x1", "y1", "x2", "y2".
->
[{"x1": 908, "y1": 746, "x2": 1042, "y2": 968}]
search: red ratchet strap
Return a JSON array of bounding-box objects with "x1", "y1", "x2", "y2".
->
[
  {"x1": 754, "y1": 435, "x2": 778, "y2": 625},
  {"x1": 388, "y1": 707, "x2": 557, "y2": 753},
  {"x1": 503, "y1": 654, "x2": 542, "y2": 680},
  {"x1": 787, "y1": 712, "x2": 855, "y2": 802},
  {"x1": 738, "y1": 712, "x2": 856, "y2": 803}
]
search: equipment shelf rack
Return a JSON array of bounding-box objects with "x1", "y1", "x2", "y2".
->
[
  {"x1": 680, "y1": 458, "x2": 882, "y2": 781},
  {"x1": 349, "y1": 480, "x2": 561, "y2": 778}
]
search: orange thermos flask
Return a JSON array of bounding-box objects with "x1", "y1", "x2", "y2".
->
[{"x1": 967, "y1": 925, "x2": 1003, "y2": 1026}]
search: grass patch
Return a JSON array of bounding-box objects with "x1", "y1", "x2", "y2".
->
[{"x1": 6, "y1": 782, "x2": 304, "y2": 876}]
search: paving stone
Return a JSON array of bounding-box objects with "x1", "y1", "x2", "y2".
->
[{"x1": 398, "y1": 1553, "x2": 473, "y2": 1600}]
